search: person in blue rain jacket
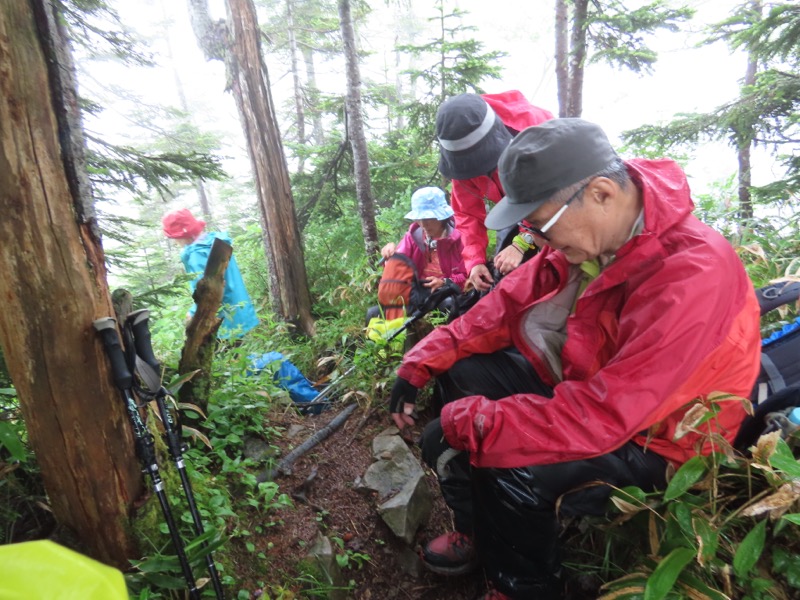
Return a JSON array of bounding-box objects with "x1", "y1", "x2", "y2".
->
[{"x1": 162, "y1": 208, "x2": 259, "y2": 339}]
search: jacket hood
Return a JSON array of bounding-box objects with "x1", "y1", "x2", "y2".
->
[
  {"x1": 627, "y1": 158, "x2": 694, "y2": 238},
  {"x1": 189, "y1": 231, "x2": 233, "y2": 248},
  {"x1": 482, "y1": 90, "x2": 554, "y2": 134}
]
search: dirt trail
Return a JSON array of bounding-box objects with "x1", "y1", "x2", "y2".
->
[{"x1": 240, "y1": 404, "x2": 485, "y2": 599}]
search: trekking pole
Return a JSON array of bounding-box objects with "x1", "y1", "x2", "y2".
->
[
  {"x1": 305, "y1": 300, "x2": 425, "y2": 406},
  {"x1": 92, "y1": 317, "x2": 200, "y2": 600},
  {"x1": 125, "y1": 309, "x2": 225, "y2": 600},
  {"x1": 307, "y1": 282, "x2": 463, "y2": 406}
]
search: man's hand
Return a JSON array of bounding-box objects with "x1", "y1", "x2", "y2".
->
[
  {"x1": 389, "y1": 377, "x2": 418, "y2": 430},
  {"x1": 493, "y1": 244, "x2": 524, "y2": 275},
  {"x1": 380, "y1": 242, "x2": 397, "y2": 259},
  {"x1": 468, "y1": 264, "x2": 494, "y2": 292}
]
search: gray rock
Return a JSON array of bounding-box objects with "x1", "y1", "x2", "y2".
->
[
  {"x1": 377, "y1": 473, "x2": 433, "y2": 544},
  {"x1": 395, "y1": 545, "x2": 425, "y2": 578},
  {"x1": 306, "y1": 534, "x2": 347, "y2": 600},
  {"x1": 358, "y1": 432, "x2": 433, "y2": 546},
  {"x1": 242, "y1": 435, "x2": 276, "y2": 461},
  {"x1": 360, "y1": 435, "x2": 425, "y2": 499},
  {"x1": 286, "y1": 424, "x2": 306, "y2": 439}
]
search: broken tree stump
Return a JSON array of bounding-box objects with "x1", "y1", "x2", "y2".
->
[{"x1": 177, "y1": 237, "x2": 231, "y2": 413}]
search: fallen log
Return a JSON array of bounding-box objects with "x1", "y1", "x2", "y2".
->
[{"x1": 256, "y1": 403, "x2": 358, "y2": 483}]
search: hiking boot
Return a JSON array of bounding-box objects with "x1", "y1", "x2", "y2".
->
[{"x1": 421, "y1": 531, "x2": 478, "y2": 575}]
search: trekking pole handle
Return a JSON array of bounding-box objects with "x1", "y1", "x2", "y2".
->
[
  {"x1": 93, "y1": 318, "x2": 133, "y2": 390},
  {"x1": 127, "y1": 308, "x2": 161, "y2": 372}
]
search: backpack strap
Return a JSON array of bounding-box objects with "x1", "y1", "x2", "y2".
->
[{"x1": 761, "y1": 352, "x2": 787, "y2": 397}]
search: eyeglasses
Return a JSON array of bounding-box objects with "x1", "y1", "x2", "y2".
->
[{"x1": 525, "y1": 182, "x2": 589, "y2": 242}]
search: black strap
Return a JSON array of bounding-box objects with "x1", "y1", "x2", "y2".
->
[{"x1": 762, "y1": 353, "x2": 787, "y2": 395}]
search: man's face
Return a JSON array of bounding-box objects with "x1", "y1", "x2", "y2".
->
[{"x1": 525, "y1": 181, "x2": 608, "y2": 264}]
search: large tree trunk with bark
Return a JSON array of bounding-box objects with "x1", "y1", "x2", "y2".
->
[
  {"x1": 0, "y1": 0, "x2": 141, "y2": 567},
  {"x1": 227, "y1": 0, "x2": 315, "y2": 335},
  {"x1": 338, "y1": 0, "x2": 379, "y2": 260},
  {"x1": 554, "y1": 0, "x2": 589, "y2": 117},
  {"x1": 188, "y1": 0, "x2": 315, "y2": 337}
]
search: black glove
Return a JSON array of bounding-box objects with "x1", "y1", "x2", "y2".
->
[
  {"x1": 389, "y1": 377, "x2": 418, "y2": 414},
  {"x1": 417, "y1": 280, "x2": 461, "y2": 316}
]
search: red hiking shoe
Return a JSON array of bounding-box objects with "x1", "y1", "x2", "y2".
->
[{"x1": 421, "y1": 531, "x2": 478, "y2": 575}]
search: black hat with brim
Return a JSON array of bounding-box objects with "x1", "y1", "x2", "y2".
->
[
  {"x1": 485, "y1": 118, "x2": 618, "y2": 230},
  {"x1": 436, "y1": 94, "x2": 513, "y2": 181}
]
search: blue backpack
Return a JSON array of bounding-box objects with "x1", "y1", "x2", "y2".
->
[
  {"x1": 752, "y1": 281, "x2": 800, "y2": 403},
  {"x1": 734, "y1": 281, "x2": 800, "y2": 451}
]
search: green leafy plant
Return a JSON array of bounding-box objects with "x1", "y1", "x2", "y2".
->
[
  {"x1": 331, "y1": 536, "x2": 371, "y2": 571},
  {"x1": 595, "y1": 397, "x2": 800, "y2": 599}
]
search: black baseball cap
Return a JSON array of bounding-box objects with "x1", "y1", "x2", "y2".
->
[{"x1": 436, "y1": 94, "x2": 512, "y2": 181}]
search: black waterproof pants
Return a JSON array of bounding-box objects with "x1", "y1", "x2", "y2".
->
[{"x1": 419, "y1": 350, "x2": 668, "y2": 599}]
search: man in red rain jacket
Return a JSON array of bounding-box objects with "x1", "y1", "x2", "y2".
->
[
  {"x1": 389, "y1": 119, "x2": 761, "y2": 599},
  {"x1": 436, "y1": 91, "x2": 553, "y2": 291}
]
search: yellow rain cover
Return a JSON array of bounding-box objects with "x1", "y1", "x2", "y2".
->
[
  {"x1": 366, "y1": 316, "x2": 407, "y2": 350},
  {"x1": 0, "y1": 540, "x2": 126, "y2": 599}
]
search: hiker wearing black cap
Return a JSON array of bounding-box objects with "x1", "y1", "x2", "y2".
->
[
  {"x1": 388, "y1": 118, "x2": 762, "y2": 599},
  {"x1": 436, "y1": 91, "x2": 553, "y2": 292}
]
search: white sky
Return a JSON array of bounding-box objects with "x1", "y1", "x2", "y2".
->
[{"x1": 81, "y1": 0, "x2": 779, "y2": 208}]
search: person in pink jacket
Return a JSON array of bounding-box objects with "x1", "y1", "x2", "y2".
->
[
  {"x1": 388, "y1": 119, "x2": 761, "y2": 599},
  {"x1": 380, "y1": 187, "x2": 467, "y2": 292},
  {"x1": 371, "y1": 187, "x2": 467, "y2": 324},
  {"x1": 436, "y1": 91, "x2": 553, "y2": 291}
]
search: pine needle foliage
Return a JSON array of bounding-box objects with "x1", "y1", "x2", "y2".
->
[
  {"x1": 587, "y1": 0, "x2": 695, "y2": 74},
  {"x1": 397, "y1": 0, "x2": 505, "y2": 135},
  {"x1": 622, "y1": 1, "x2": 800, "y2": 206}
]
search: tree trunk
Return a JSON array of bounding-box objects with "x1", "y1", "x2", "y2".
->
[
  {"x1": 196, "y1": 180, "x2": 213, "y2": 221},
  {"x1": 227, "y1": 0, "x2": 315, "y2": 335},
  {"x1": 0, "y1": 0, "x2": 141, "y2": 567},
  {"x1": 301, "y1": 45, "x2": 325, "y2": 145},
  {"x1": 394, "y1": 44, "x2": 405, "y2": 130},
  {"x1": 737, "y1": 0, "x2": 760, "y2": 224},
  {"x1": 438, "y1": 3, "x2": 446, "y2": 102},
  {"x1": 188, "y1": 0, "x2": 316, "y2": 337},
  {"x1": 554, "y1": 0, "x2": 569, "y2": 117},
  {"x1": 286, "y1": 0, "x2": 307, "y2": 164},
  {"x1": 179, "y1": 238, "x2": 230, "y2": 411},
  {"x1": 567, "y1": 0, "x2": 589, "y2": 117},
  {"x1": 337, "y1": 0, "x2": 379, "y2": 260}
]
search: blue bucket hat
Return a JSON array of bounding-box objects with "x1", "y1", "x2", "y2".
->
[{"x1": 404, "y1": 187, "x2": 454, "y2": 221}]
